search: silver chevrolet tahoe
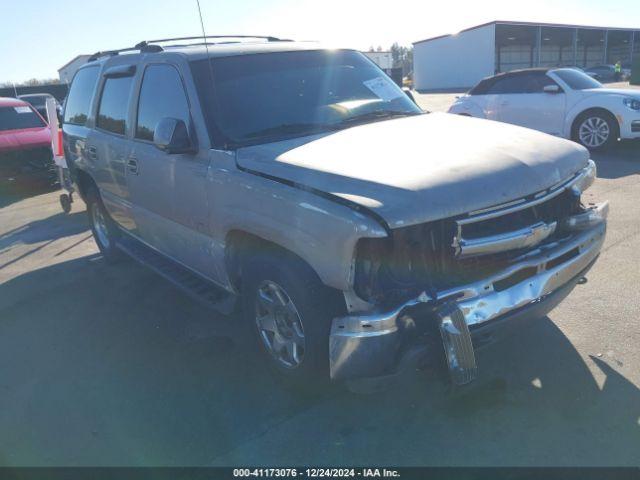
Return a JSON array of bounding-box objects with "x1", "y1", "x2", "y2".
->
[{"x1": 62, "y1": 36, "x2": 608, "y2": 388}]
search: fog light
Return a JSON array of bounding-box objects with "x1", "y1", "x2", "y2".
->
[{"x1": 563, "y1": 202, "x2": 609, "y2": 231}]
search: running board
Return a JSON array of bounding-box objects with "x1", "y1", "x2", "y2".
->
[{"x1": 116, "y1": 234, "x2": 237, "y2": 315}]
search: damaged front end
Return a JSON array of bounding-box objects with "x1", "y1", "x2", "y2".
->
[{"x1": 330, "y1": 160, "x2": 607, "y2": 384}]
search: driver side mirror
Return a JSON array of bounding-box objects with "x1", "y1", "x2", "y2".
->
[
  {"x1": 153, "y1": 117, "x2": 196, "y2": 154},
  {"x1": 543, "y1": 84, "x2": 561, "y2": 94}
]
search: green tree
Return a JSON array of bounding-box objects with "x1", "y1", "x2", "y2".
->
[{"x1": 390, "y1": 43, "x2": 413, "y2": 76}]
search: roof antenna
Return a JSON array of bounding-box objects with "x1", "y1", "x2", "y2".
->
[
  {"x1": 195, "y1": 0, "x2": 222, "y2": 146},
  {"x1": 195, "y1": 0, "x2": 209, "y2": 56},
  {"x1": 195, "y1": 0, "x2": 217, "y2": 92}
]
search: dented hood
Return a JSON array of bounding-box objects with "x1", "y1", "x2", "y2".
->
[{"x1": 236, "y1": 113, "x2": 589, "y2": 228}]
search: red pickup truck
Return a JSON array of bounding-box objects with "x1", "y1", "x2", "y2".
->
[{"x1": 0, "y1": 97, "x2": 56, "y2": 188}]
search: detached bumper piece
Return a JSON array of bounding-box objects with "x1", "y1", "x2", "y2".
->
[{"x1": 436, "y1": 303, "x2": 477, "y2": 385}]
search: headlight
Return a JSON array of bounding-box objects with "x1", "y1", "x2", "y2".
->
[
  {"x1": 562, "y1": 202, "x2": 609, "y2": 231},
  {"x1": 623, "y1": 97, "x2": 640, "y2": 110},
  {"x1": 571, "y1": 159, "x2": 597, "y2": 195}
]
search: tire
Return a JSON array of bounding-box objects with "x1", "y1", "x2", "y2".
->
[
  {"x1": 59, "y1": 193, "x2": 72, "y2": 214},
  {"x1": 241, "y1": 250, "x2": 345, "y2": 390},
  {"x1": 86, "y1": 186, "x2": 122, "y2": 263},
  {"x1": 572, "y1": 110, "x2": 619, "y2": 151}
]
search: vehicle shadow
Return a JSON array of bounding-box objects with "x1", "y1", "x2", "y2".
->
[
  {"x1": 0, "y1": 183, "x2": 59, "y2": 209},
  {"x1": 0, "y1": 254, "x2": 638, "y2": 466},
  {"x1": 213, "y1": 316, "x2": 640, "y2": 466},
  {"x1": 0, "y1": 254, "x2": 334, "y2": 466},
  {"x1": 0, "y1": 210, "x2": 87, "y2": 251}
]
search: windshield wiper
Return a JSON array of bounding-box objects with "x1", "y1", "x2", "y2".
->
[{"x1": 337, "y1": 110, "x2": 421, "y2": 127}]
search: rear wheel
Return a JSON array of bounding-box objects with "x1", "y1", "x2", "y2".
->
[
  {"x1": 241, "y1": 251, "x2": 345, "y2": 389},
  {"x1": 572, "y1": 110, "x2": 618, "y2": 151},
  {"x1": 86, "y1": 186, "x2": 122, "y2": 263}
]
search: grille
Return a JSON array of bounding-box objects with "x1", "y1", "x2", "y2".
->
[
  {"x1": 354, "y1": 183, "x2": 584, "y2": 303},
  {"x1": 460, "y1": 190, "x2": 578, "y2": 240},
  {"x1": 433, "y1": 189, "x2": 581, "y2": 288}
]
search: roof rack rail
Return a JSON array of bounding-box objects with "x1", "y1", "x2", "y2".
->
[
  {"x1": 142, "y1": 35, "x2": 288, "y2": 44},
  {"x1": 87, "y1": 35, "x2": 290, "y2": 62}
]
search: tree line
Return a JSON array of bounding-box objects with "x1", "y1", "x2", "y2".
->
[{"x1": 368, "y1": 43, "x2": 413, "y2": 76}]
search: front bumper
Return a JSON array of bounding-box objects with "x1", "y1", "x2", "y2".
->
[
  {"x1": 619, "y1": 114, "x2": 640, "y2": 138},
  {"x1": 329, "y1": 219, "x2": 606, "y2": 381},
  {"x1": 0, "y1": 146, "x2": 57, "y2": 186}
]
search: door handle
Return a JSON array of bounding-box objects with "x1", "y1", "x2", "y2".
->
[
  {"x1": 87, "y1": 146, "x2": 98, "y2": 160},
  {"x1": 127, "y1": 157, "x2": 139, "y2": 175}
]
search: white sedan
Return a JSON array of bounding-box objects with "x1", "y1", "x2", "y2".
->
[{"x1": 448, "y1": 68, "x2": 640, "y2": 150}]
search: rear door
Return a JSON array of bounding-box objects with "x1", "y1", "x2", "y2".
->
[
  {"x1": 86, "y1": 65, "x2": 137, "y2": 231},
  {"x1": 63, "y1": 65, "x2": 100, "y2": 192},
  {"x1": 128, "y1": 62, "x2": 214, "y2": 278}
]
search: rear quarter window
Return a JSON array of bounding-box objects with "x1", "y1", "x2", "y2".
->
[{"x1": 64, "y1": 66, "x2": 100, "y2": 126}]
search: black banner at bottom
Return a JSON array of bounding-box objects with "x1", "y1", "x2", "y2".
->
[{"x1": 0, "y1": 468, "x2": 639, "y2": 480}]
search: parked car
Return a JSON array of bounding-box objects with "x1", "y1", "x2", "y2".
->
[
  {"x1": 64, "y1": 38, "x2": 607, "y2": 389},
  {"x1": 583, "y1": 64, "x2": 628, "y2": 82},
  {"x1": 566, "y1": 66, "x2": 597, "y2": 78},
  {"x1": 17, "y1": 93, "x2": 62, "y2": 122},
  {"x1": 449, "y1": 67, "x2": 640, "y2": 150},
  {"x1": 0, "y1": 97, "x2": 56, "y2": 188}
]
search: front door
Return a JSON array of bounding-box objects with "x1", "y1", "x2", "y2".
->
[
  {"x1": 495, "y1": 72, "x2": 566, "y2": 136},
  {"x1": 484, "y1": 72, "x2": 565, "y2": 136},
  {"x1": 127, "y1": 63, "x2": 214, "y2": 278}
]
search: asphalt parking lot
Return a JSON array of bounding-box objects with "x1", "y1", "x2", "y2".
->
[{"x1": 0, "y1": 95, "x2": 639, "y2": 466}]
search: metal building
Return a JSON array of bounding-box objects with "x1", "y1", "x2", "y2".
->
[
  {"x1": 363, "y1": 51, "x2": 394, "y2": 70},
  {"x1": 58, "y1": 54, "x2": 91, "y2": 84},
  {"x1": 413, "y1": 21, "x2": 640, "y2": 90}
]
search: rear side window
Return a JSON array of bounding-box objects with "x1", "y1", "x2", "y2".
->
[
  {"x1": 468, "y1": 78, "x2": 493, "y2": 95},
  {"x1": 0, "y1": 106, "x2": 45, "y2": 131},
  {"x1": 136, "y1": 64, "x2": 190, "y2": 141},
  {"x1": 64, "y1": 66, "x2": 99, "y2": 125},
  {"x1": 97, "y1": 76, "x2": 134, "y2": 135},
  {"x1": 487, "y1": 75, "x2": 531, "y2": 94}
]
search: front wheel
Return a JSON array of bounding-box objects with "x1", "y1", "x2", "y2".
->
[
  {"x1": 241, "y1": 251, "x2": 345, "y2": 389},
  {"x1": 572, "y1": 111, "x2": 618, "y2": 151}
]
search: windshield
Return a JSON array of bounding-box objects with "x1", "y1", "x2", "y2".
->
[
  {"x1": 191, "y1": 49, "x2": 421, "y2": 148},
  {"x1": 0, "y1": 105, "x2": 46, "y2": 131},
  {"x1": 553, "y1": 69, "x2": 603, "y2": 90},
  {"x1": 19, "y1": 95, "x2": 50, "y2": 106}
]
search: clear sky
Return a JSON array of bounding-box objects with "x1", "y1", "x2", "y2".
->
[{"x1": 1, "y1": 0, "x2": 639, "y2": 83}]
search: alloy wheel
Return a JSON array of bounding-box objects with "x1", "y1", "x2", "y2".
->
[
  {"x1": 92, "y1": 204, "x2": 110, "y2": 249},
  {"x1": 578, "y1": 116, "x2": 610, "y2": 148},
  {"x1": 255, "y1": 280, "x2": 305, "y2": 369}
]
